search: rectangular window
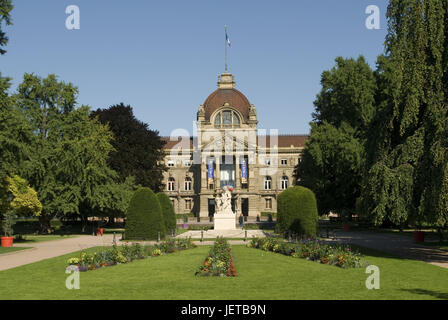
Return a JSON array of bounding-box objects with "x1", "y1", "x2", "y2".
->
[
  {"x1": 184, "y1": 160, "x2": 191, "y2": 167},
  {"x1": 281, "y1": 159, "x2": 287, "y2": 165},
  {"x1": 167, "y1": 160, "x2": 175, "y2": 167},
  {"x1": 185, "y1": 199, "x2": 192, "y2": 210},
  {"x1": 184, "y1": 179, "x2": 192, "y2": 191},
  {"x1": 266, "y1": 198, "x2": 272, "y2": 210}
]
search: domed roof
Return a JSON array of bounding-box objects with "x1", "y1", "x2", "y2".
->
[{"x1": 203, "y1": 87, "x2": 251, "y2": 121}]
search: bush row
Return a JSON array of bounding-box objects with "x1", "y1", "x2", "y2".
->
[
  {"x1": 247, "y1": 238, "x2": 366, "y2": 269},
  {"x1": 195, "y1": 237, "x2": 237, "y2": 277},
  {"x1": 66, "y1": 238, "x2": 196, "y2": 272}
]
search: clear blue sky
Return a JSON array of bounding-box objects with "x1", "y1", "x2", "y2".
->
[{"x1": 0, "y1": 0, "x2": 388, "y2": 136}]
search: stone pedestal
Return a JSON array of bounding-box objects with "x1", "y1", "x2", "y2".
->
[{"x1": 214, "y1": 213, "x2": 236, "y2": 230}]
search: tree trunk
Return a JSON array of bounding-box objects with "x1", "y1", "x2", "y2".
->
[
  {"x1": 80, "y1": 215, "x2": 88, "y2": 233},
  {"x1": 38, "y1": 214, "x2": 53, "y2": 234}
]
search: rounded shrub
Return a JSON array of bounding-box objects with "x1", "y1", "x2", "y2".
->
[
  {"x1": 276, "y1": 188, "x2": 301, "y2": 235},
  {"x1": 277, "y1": 186, "x2": 318, "y2": 237},
  {"x1": 156, "y1": 192, "x2": 176, "y2": 234},
  {"x1": 125, "y1": 187, "x2": 166, "y2": 240}
]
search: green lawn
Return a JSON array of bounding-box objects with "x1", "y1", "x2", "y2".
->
[
  {"x1": 0, "y1": 245, "x2": 447, "y2": 300},
  {"x1": 0, "y1": 247, "x2": 31, "y2": 255}
]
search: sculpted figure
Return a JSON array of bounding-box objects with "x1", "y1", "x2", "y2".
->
[{"x1": 215, "y1": 186, "x2": 234, "y2": 215}]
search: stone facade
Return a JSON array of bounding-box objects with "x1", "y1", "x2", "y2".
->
[{"x1": 162, "y1": 72, "x2": 308, "y2": 218}]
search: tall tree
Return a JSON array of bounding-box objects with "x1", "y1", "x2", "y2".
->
[
  {"x1": 91, "y1": 103, "x2": 166, "y2": 191},
  {"x1": 360, "y1": 0, "x2": 448, "y2": 228},
  {"x1": 0, "y1": 74, "x2": 31, "y2": 180},
  {"x1": 296, "y1": 122, "x2": 364, "y2": 216},
  {"x1": 295, "y1": 56, "x2": 376, "y2": 217},
  {"x1": 15, "y1": 74, "x2": 117, "y2": 233},
  {"x1": 0, "y1": 0, "x2": 13, "y2": 55},
  {"x1": 92, "y1": 176, "x2": 139, "y2": 225}
]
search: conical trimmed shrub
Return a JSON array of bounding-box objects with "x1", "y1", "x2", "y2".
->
[
  {"x1": 156, "y1": 192, "x2": 176, "y2": 234},
  {"x1": 277, "y1": 186, "x2": 318, "y2": 237},
  {"x1": 125, "y1": 187, "x2": 165, "y2": 240}
]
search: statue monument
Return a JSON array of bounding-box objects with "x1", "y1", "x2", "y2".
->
[{"x1": 214, "y1": 186, "x2": 236, "y2": 230}]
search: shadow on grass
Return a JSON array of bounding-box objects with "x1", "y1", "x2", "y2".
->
[{"x1": 399, "y1": 288, "x2": 448, "y2": 300}]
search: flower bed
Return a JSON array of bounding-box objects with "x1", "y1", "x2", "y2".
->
[
  {"x1": 195, "y1": 237, "x2": 237, "y2": 277},
  {"x1": 66, "y1": 238, "x2": 196, "y2": 272},
  {"x1": 247, "y1": 238, "x2": 366, "y2": 269}
]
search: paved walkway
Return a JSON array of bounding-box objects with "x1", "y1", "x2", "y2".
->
[
  {"x1": 331, "y1": 230, "x2": 448, "y2": 269},
  {"x1": 176, "y1": 229, "x2": 267, "y2": 239}
]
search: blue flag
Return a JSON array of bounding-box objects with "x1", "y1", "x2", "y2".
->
[
  {"x1": 226, "y1": 31, "x2": 231, "y2": 47},
  {"x1": 208, "y1": 159, "x2": 214, "y2": 184},
  {"x1": 241, "y1": 158, "x2": 247, "y2": 184}
]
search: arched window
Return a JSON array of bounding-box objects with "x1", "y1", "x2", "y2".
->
[
  {"x1": 281, "y1": 176, "x2": 289, "y2": 190},
  {"x1": 233, "y1": 112, "x2": 240, "y2": 125},
  {"x1": 214, "y1": 113, "x2": 221, "y2": 126},
  {"x1": 264, "y1": 176, "x2": 272, "y2": 190},
  {"x1": 167, "y1": 177, "x2": 175, "y2": 191},
  {"x1": 222, "y1": 110, "x2": 232, "y2": 125},
  {"x1": 213, "y1": 109, "x2": 241, "y2": 128},
  {"x1": 184, "y1": 177, "x2": 192, "y2": 191}
]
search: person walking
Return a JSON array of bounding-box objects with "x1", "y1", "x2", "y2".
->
[{"x1": 238, "y1": 213, "x2": 244, "y2": 228}]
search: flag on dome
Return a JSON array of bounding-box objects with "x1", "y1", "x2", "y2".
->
[{"x1": 226, "y1": 30, "x2": 231, "y2": 47}]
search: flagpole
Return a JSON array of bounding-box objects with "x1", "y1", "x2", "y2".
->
[{"x1": 225, "y1": 25, "x2": 228, "y2": 73}]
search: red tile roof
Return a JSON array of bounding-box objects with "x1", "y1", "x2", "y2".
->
[{"x1": 203, "y1": 88, "x2": 251, "y2": 121}]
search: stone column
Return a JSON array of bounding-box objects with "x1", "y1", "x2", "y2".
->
[{"x1": 201, "y1": 160, "x2": 207, "y2": 192}]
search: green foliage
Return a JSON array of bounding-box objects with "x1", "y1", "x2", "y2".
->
[
  {"x1": 277, "y1": 186, "x2": 318, "y2": 237},
  {"x1": 92, "y1": 176, "x2": 139, "y2": 220},
  {"x1": 66, "y1": 240, "x2": 197, "y2": 272},
  {"x1": 296, "y1": 122, "x2": 363, "y2": 216},
  {"x1": 313, "y1": 56, "x2": 376, "y2": 132},
  {"x1": 125, "y1": 188, "x2": 165, "y2": 240},
  {"x1": 91, "y1": 104, "x2": 166, "y2": 191},
  {"x1": 1, "y1": 175, "x2": 42, "y2": 217},
  {"x1": 14, "y1": 74, "x2": 118, "y2": 233},
  {"x1": 247, "y1": 238, "x2": 365, "y2": 269},
  {"x1": 156, "y1": 193, "x2": 176, "y2": 233},
  {"x1": 196, "y1": 237, "x2": 237, "y2": 277},
  {"x1": 277, "y1": 188, "x2": 301, "y2": 235},
  {"x1": 0, "y1": 175, "x2": 42, "y2": 236},
  {"x1": 0, "y1": 0, "x2": 13, "y2": 55},
  {"x1": 361, "y1": 1, "x2": 448, "y2": 228},
  {"x1": 295, "y1": 57, "x2": 375, "y2": 217},
  {"x1": 0, "y1": 74, "x2": 32, "y2": 182}
]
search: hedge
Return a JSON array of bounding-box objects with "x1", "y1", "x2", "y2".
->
[
  {"x1": 156, "y1": 193, "x2": 176, "y2": 233},
  {"x1": 125, "y1": 188, "x2": 165, "y2": 240},
  {"x1": 277, "y1": 186, "x2": 318, "y2": 237}
]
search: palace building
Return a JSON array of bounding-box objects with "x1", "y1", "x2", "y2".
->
[{"x1": 162, "y1": 71, "x2": 308, "y2": 219}]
